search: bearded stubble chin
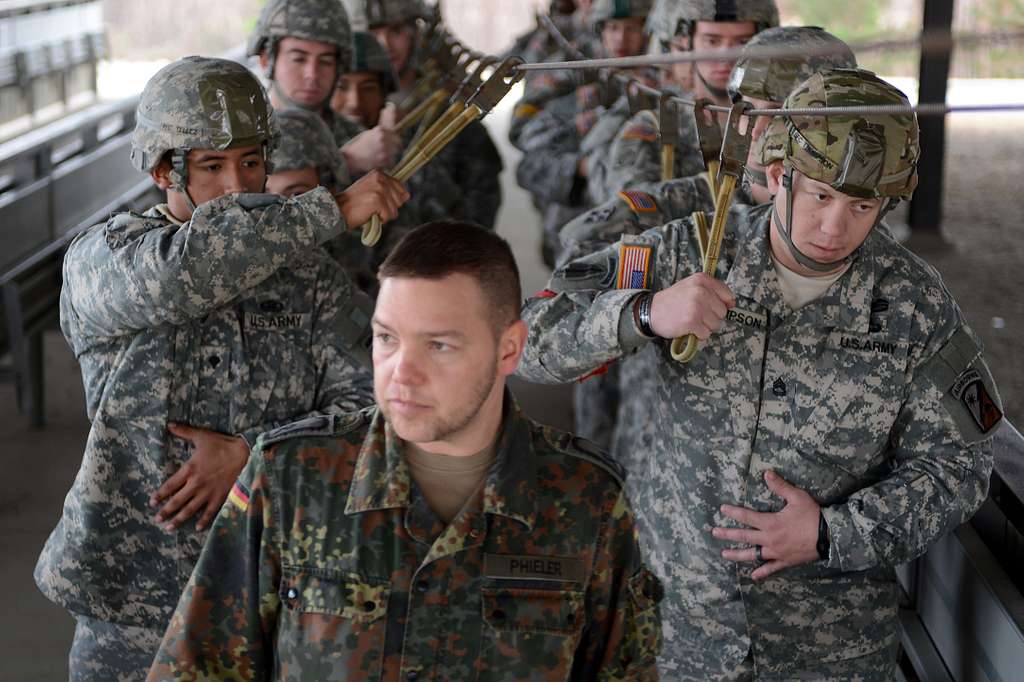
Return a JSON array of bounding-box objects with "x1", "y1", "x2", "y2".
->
[{"x1": 382, "y1": 356, "x2": 499, "y2": 444}]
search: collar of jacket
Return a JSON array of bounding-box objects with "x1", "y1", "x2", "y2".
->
[
  {"x1": 344, "y1": 387, "x2": 538, "y2": 530},
  {"x1": 724, "y1": 203, "x2": 878, "y2": 334}
]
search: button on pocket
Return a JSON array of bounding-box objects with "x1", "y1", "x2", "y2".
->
[
  {"x1": 478, "y1": 587, "x2": 584, "y2": 679},
  {"x1": 277, "y1": 566, "x2": 389, "y2": 676}
]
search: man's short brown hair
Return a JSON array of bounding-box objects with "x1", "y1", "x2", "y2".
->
[{"x1": 378, "y1": 221, "x2": 522, "y2": 333}]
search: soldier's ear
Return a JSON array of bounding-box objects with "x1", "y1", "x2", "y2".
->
[
  {"x1": 498, "y1": 319, "x2": 529, "y2": 377},
  {"x1": 765, "y1": 161, "x2": 785, "y2": 196},
  {"x1": 151, "y1": 158, "x2": 173, "y2": 191},
  {"x1": 258, "y1": 51, "x2": 269, "y2": 73}
]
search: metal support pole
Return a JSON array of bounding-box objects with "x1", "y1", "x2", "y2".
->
[{"x1": 909, "y1": 0, "x2": 955, "y2": 235}]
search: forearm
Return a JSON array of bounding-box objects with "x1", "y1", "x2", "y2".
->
[
  {"x1": 518, "y1": 289, "x2": 648, "y2": 384},
  {"x1": 68, "y1": 189, "x2": 344, "y2": 337}
]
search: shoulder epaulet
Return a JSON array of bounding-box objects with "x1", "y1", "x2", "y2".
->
[
  {"x1": 257, "y1": 410, "x2": 370, "y2": 448},
  {"x1": 542, "y1": 428, "x2": 626, "y2": 487}
]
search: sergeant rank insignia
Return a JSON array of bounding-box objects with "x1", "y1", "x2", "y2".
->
[{"x1": 617, "y1": 244, "x2": 653, "y2": 289}]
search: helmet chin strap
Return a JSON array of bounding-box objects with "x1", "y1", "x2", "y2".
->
[{"x1": 169, "y1": 149, "x2": 198, "y2": 215}]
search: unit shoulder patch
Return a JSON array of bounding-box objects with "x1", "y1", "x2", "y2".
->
[{"x1": 922, "y1": 326, "x2": 1003, "y2": 443}]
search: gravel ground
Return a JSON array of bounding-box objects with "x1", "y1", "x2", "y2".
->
[{"x1": 909, "y1": 113, "x2": 1024, "y2": 426}]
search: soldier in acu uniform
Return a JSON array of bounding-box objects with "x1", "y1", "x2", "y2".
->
[
  {"x1": 250, "y1": 0, "x2": 404, "y2": 176},
  {"x1": 35, "y1": 56, "x2": 408, "y2": 680},
  {"x1": 344, "y1": 0, "x2": 505, "y2": 229},
  {"x1": 518, "y1": 68, "x2": 1002, "y2": 679},
  {"x1": 559, "y1": 27, "x2": 859, "y2": 480},
  {"x1": 329, "y1": 30, "x2": 463, "y2": 286},
  {"x1": 150, "y1": 221, "x2": 662, "y2": 681},
  {"x1": 589, "y1": 0, "x2": 779, "y2": 205}
]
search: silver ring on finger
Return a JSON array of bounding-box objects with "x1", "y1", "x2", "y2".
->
[{"x1": 755, "y1": 544, "x2": 764, "y2": 564}]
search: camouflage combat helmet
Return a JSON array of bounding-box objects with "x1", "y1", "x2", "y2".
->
[
  {"x1": 760, "y1": 68, "x2": 920, "y2": 271},
  {"x1": 271, "y1": 107, "x2": 350, "y2": 189},
  {"x1": 248, "y1": 0, "x2": 354, "y2": 77},
  {"x1": 728, "y1": 27, "x2": 857, "y2": 103},
  {"x1": 591, "y1": 0, "x2": 656, "y2": 31},
  {"x1": 657, "y1": 0, "x2": 779, "y2": 46},
  {"x1": 341, "y1": 0, "x2": 429, "y2": 31},
  {"x1": 130, "y1": 56, "x2": 277, "y2": 210},
  {"x1": 350, "y1": 30, "x2": 398, "y2": 93}
]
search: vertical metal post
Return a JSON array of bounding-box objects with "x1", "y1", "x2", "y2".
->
[{"x1": 908, "y1": 0, "x2": 955, "y2": 234}]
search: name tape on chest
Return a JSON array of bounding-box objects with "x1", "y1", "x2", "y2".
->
[
  {"x1": 483, "y1": 554, "x2": 586, "y2": 584},
  {"x1": 726, "y1": 307, "x2": 767, "y2": 330},
  {"x1": 244, "y1": 312, "x2": 311, "y2": 331},
  {"x1": 616, "y1": 244, "x2": 652, "y2": 289}
]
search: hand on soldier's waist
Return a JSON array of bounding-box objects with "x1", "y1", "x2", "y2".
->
[
  {"x1": 712, "y1": 470, "x2": 821, "y2": 580},
  {"x1": 150, "y1": 423, "x2": 251, "y2": 532}
]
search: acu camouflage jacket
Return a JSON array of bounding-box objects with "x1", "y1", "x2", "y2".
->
[
  {"x1": 36, "y1": 188, "x2": 375, "y2": 629},
  {"x1": 518, "y1": 204, "x2": 1000, "y2": 677},
  {"x1": 149, "y1": 396, "x2": 662, "y2": 681}
]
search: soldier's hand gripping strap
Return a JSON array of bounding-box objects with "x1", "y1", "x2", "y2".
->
[
  {"x1": 671, "y1": 102, "x2": 753, "y2": 363},
  {"x1": 360, "y1": 58, "x2": 524, "y2": 246}
]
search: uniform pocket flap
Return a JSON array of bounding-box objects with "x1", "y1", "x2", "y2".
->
[
  {"x1": 482, "y1": 587, "x2": 583, "y2": 635},
  {"x1": 279, "y1": 565, "x2": 388, "y2": 622}
]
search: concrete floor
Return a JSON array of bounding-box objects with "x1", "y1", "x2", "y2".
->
[{"x1": 0, "y1": 96, "x2": 573, "y2": 680}]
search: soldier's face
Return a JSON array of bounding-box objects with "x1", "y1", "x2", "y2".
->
[
  {"x1": 691, "y1": 21, "x2": 757, "y2": 97},
  {"x1": 332, "y1": 72, "x2": 385, "y2": 127},
  {"x1": 767, "y1": 163, "x2": 883, "y2": 276},
  {"x1": 262, "y1": 37, "x2": 339, "y2": 108},
  {"x1": 600, "y1": 17, "x2": 646, "y2": 59},
  {"x1": 153, "y1": 145, "x2": 267, "y2": 220},
  {"x1": 266, "y1": 166, "x2": 319, "y2": 197},
  {"x1": 372, "y1": 22, "x2": 417, "y2": 75},
  {"x1": 372, "y1": 274, "x2": 526, "y2": 453}
]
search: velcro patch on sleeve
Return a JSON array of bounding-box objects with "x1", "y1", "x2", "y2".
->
[
  {"x1": 618, "y1": 190, "x2": 658, "y2": 214},
  {"x1": 922, "y1": 326, "x2": 1004, "y2": 443},
  {"x1": 228, "y1": 481, "x2": 251, "y2": 512},
  {"x1": 616, "y1": 244, "x2": 653, "y2": 289}
]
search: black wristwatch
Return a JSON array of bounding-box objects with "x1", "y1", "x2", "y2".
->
[
  {"x1": 816, "y1": 511, "x2": 830, "y2": 562},
  {"x1": 632, "y1": 292, "x2": 656, "y2": 338}
]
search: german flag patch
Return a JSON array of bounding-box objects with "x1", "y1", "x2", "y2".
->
[
  {"x1": 617, "y1": 244, "x2": 653, "y2": 289},
  {"x1": 228, "y1": 480, "x2": 251, "y2": 512},
  {"x1": 618, "y1": 190, "x2": 657, "y2": 213}
]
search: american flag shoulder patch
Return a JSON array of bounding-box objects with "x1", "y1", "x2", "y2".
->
[
  {"x1": 228, "y1": 480, "x2": 251, "y2": 512},
  {"x1": 617, "y1": 244, "x2": 653, "y2": 289},
  {"x1": 618, "y1": 190, "x2": 658, "y2": 213},
  {"x1": 621, "y1": 122, "x2": 658, "y2": 142}
]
